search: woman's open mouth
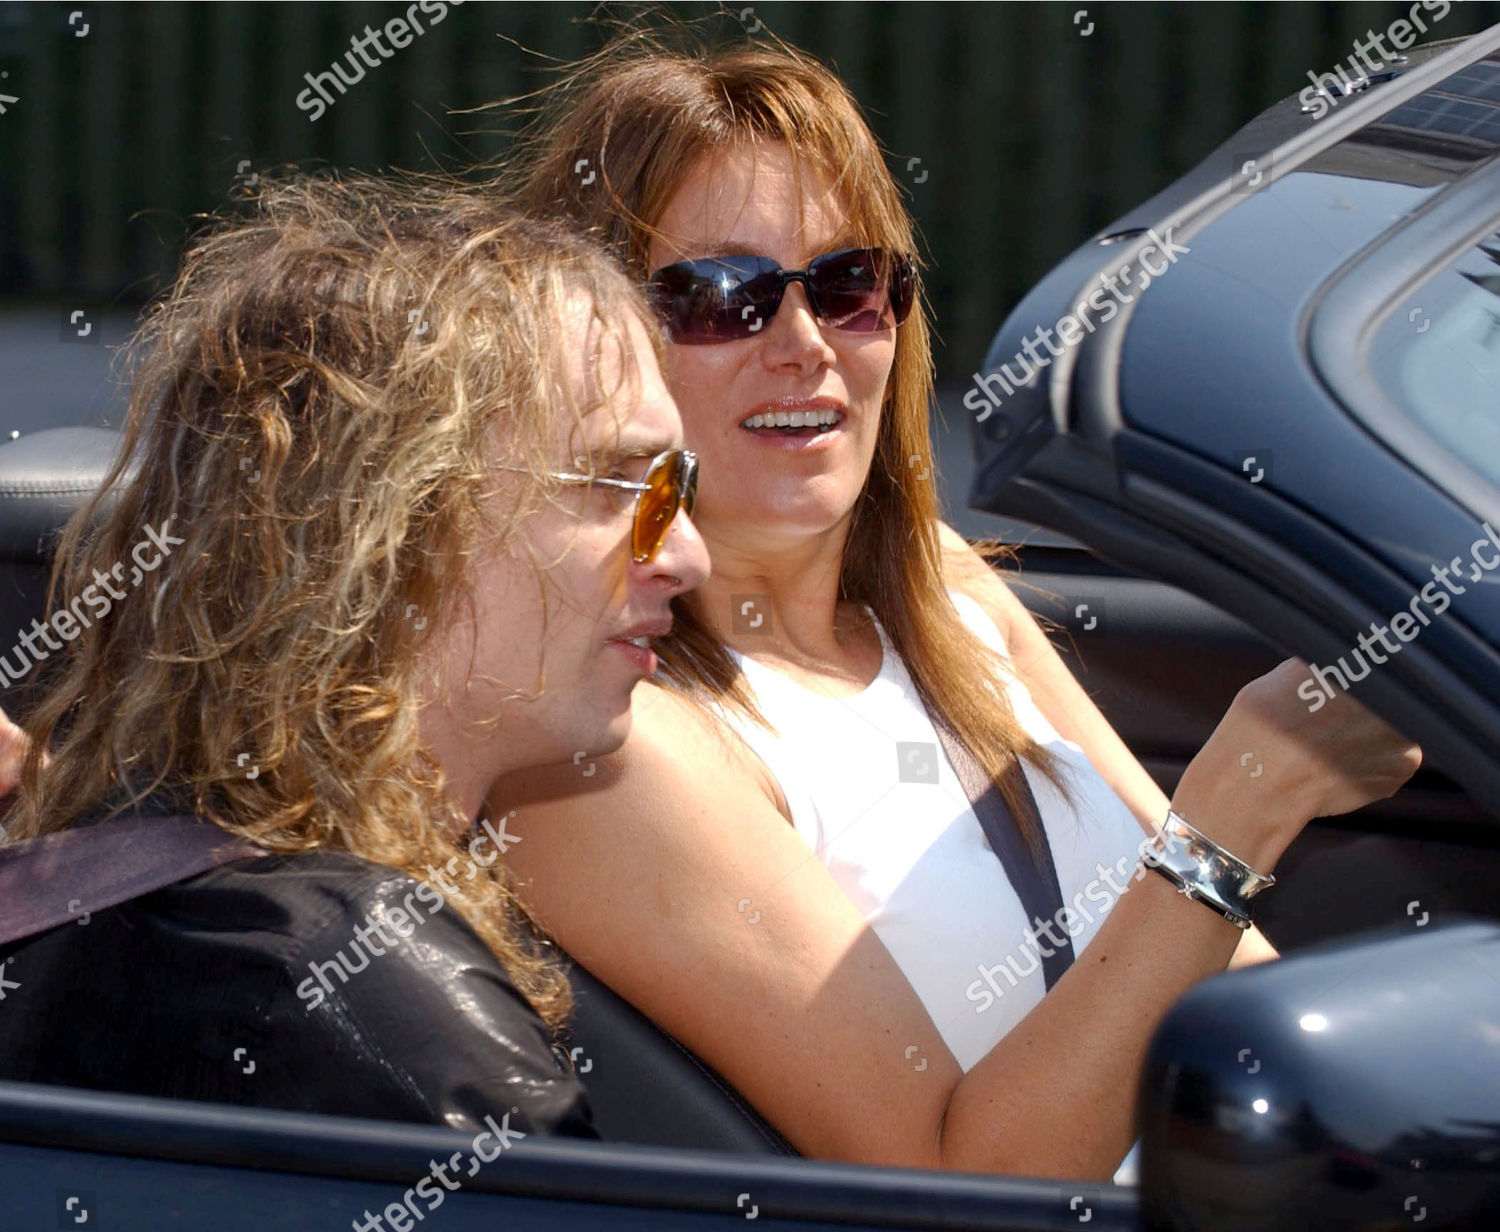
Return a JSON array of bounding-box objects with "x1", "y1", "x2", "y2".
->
[
  {"x1": 740, "y1": 408, "x2": 842, "y2": 437},
  {"x1": 738, "y1": 401, "x2": 846, "y2": 449}
]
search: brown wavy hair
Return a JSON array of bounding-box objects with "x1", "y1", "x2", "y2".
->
[
  {"x1": 7, "y1": 172, "x2": 658, "y2": 1032},
  {"x1": 508, "y1": 21, "x2": 1075, "y2": 855}
]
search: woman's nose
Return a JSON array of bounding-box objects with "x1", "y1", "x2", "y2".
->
[{"x1": 763, "y1": 283, "x2": 836, "y2": 367}]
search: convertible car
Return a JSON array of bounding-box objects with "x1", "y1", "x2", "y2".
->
[{"x1": 1, "y1": 23, "x2": 1498, "y2": 1232}]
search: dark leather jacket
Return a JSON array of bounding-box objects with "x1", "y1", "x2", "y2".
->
[{"x1": 0, "y1": 849, "x2": 596, "y2": 1137}]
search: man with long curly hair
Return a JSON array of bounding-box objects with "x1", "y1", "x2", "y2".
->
[{"x1": 0, "y1": 174, "x2": 708, "y2": 1134}]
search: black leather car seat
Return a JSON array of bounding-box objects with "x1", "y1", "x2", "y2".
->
[
  {"x1": 556, "y1": 948, "x2": 795, "y2": 1153},
  {"x1": 0, "y1": 426, "x2": 796, "y2": 1156}
]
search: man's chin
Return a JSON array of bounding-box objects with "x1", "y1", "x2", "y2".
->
[
  {"x1": 554, "y1": 706, "x2": 632, "y2": 771},
  {"x1": 597, "y1": 704, "x2": 634, "y2": 754}
]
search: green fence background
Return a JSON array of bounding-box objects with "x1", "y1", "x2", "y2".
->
[{"x1": 2, "y1": 1, "x2": 1498, "y2": 377}]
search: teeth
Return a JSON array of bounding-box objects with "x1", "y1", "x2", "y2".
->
[
  {"x1": 740, "y1": 409, "x2": 842, "y2": 430},
  {"x1": 629, "y1": 635, "x2": 651, "y2": 647}
]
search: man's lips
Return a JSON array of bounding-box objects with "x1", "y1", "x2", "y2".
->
[
  {"x1": 607, "y1": 620, "x2": 673, "y2": 648},
  {"x1": 606, "y1": 621, "x2": 669, "y2": 677}
]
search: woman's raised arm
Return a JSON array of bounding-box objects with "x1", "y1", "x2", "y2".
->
[{"x1": 493, "y1": 661, "x2": 1415, "y2": 1178}]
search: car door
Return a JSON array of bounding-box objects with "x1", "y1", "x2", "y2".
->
[{"x1": 0, "y1": 1077, "x2": 1144, "y2": 1232}]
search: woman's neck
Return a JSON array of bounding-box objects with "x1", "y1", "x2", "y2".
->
[{"x1": 693, "y1": 520, "x2": 875, "y2": 677}]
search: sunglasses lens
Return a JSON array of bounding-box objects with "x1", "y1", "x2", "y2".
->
[
  {"x1": 888, "y1": 254, "x2": 916, "y2": 325},
  {"x1": 648, "y1": 251, "x2": 914, "y2": 344},
  {"x1": 810, "y1": 249, "x2": 909, "y2": 333},
  {"x1": 649, "y1": 258, "x2": 781, "y2": 344},
  {"x1": 633, "y1": 453, "x2": 683, "y2": 562}
]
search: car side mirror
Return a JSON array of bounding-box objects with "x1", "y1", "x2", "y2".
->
[{"x1": 1138, "y1": 921, "x2": 1500, "y2": 1231}]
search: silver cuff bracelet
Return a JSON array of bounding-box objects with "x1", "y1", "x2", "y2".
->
[{"x1": 1143, "y1": 809, "x2": 1276, "y2": 930}]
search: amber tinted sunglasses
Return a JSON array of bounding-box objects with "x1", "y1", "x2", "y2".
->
[{"x1": 503, "y1": 449, "x2": 699, "y2": 564}]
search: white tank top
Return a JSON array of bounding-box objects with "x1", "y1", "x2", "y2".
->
[{"x1": 693, "y1": 590, "x2": 1151, "y2": 1072}]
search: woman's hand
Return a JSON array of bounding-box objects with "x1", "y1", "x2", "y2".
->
[
  {"x1": 1172, "y1": 657, "x2": 1423, "y2": 872},
  {"x1": 0, "y1": 707, "x2": 37, "y2": 796}
]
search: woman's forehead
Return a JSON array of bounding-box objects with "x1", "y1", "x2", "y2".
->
[{"x1": 650, "y1": 141, "x2": 857, "y2": 261}]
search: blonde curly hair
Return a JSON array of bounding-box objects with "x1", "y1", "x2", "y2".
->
[{"x1": 7, "y1": 172, "x2": 659, "y2": 1033}]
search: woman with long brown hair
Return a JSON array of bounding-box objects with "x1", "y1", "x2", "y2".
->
[{"x1": 492, "y1": 28, "x2": 1420, "y2": 1180}]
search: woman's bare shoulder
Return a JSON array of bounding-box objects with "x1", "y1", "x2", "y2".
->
[
  {"x1": 491, "y1": 681, "x2": 782, "y2": 867},
  {"x1": 935, "y1": 521, "x2": 1027, "y2": 645},
  {"x1": 488, "y1": 679, "x2": 823, "y2": 1011}
]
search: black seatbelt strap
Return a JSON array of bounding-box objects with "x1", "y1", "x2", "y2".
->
[
  {"x1": 0, "y1": 814, "x2": 261, "y2": 947},
  {"x1": 931, "y1": 721, "x2": 1075, "y2": 989}
]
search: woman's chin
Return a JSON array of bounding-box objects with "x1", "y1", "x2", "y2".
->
[{"x1": 701, "y1": 483, "x2": 863, "y2": 545}]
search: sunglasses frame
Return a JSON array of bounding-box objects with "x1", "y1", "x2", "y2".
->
[
  {"x1": 647, "y1": 247, "x2": 917, "y2": 344},
  {"x1": 501, "y1": 448, "x2": 699, "y2": 564}
]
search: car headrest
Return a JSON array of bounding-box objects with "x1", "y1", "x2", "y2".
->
[{"x1": 0, "y1": 428, "x2": 131, "y2": 563}]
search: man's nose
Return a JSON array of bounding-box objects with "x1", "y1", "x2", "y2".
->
[{"x1": 647, "y1": 504, "x2": 711, "y2": 593}]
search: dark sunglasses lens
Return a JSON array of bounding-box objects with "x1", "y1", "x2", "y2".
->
[
  {"x1": 810, "y1": 249, "x2": 908, "y2": 333},
  {"x1": 650, "y1": 258, "x2": 780, "y2": 344},
  {"x1": 888, "y1": 255, "x2": 916, "y2": 324},
  {"x1": 634, "y1": 454, "x2": 682, "y2": 561}
]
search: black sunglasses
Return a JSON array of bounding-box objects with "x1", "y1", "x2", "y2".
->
[{"x1": 647, "y1": 247, "x2": 916, "y2": 345}]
